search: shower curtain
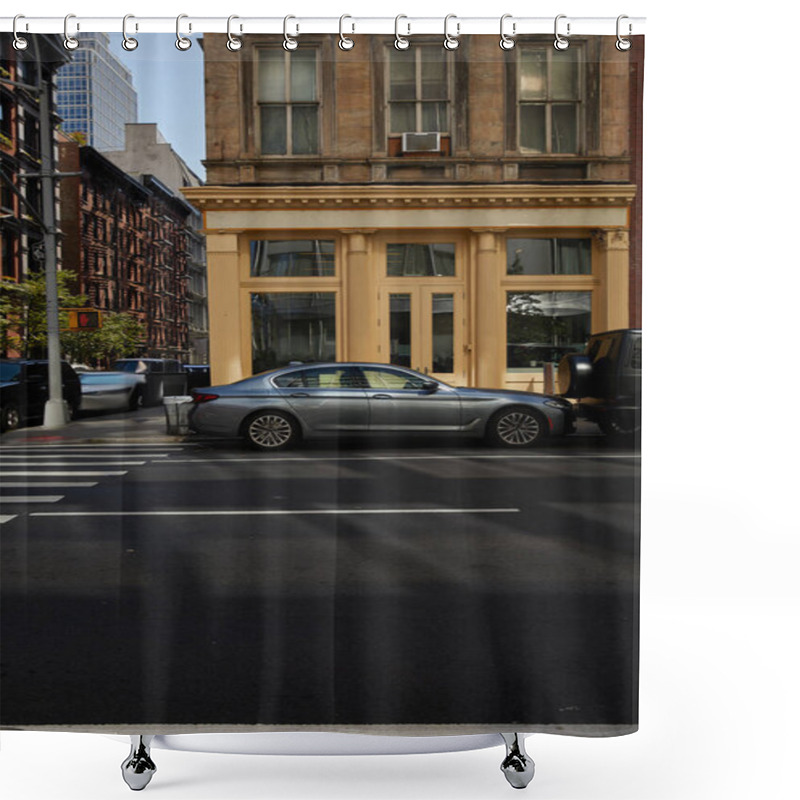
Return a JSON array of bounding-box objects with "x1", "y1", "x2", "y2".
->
[{"x1": 0, "y1": 24, "x2": 642, "y2": 741}]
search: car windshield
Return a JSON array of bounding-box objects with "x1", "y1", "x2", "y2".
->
[
  {"x1": 0, "y1": 363, "x2": 22, "y2": 382},
  {"x1": 113, "y1": 360, "x2": 146, "y2": 374}
]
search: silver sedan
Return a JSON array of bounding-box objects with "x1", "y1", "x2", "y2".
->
[
  {"x1": 189, "y1": 363, "x2": 575, "y2": 451},
  {"x1": 78, "y1": 371, "x2": 145, "y2": 414}
]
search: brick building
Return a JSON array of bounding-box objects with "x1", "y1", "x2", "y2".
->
[
  {"x1": 58, "y1": 141, "x2": 192, "y2": 360},
  {"x1": 184, "y1": 34, "x2": 643, "y2": 389}
]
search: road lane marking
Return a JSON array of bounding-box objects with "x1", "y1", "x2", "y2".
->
[
  {"x1": 32, "y1": 507, "x2": 520, "y2": 518},
  {"x1": 0, "y1": 482, "x2": 98, "y2": 488},
  {"x1": 160, "y1": 454, "x2": 640, "y2": 463},
  {"x1": 0, "y1": 471, "x2": 128, "y2": 477},
  {"x1": 0, "y1": 443, "x2": 194, "y2": 450},
  {"x1": 2, "y1": 495, "x2": 64, "y2": 503},
  {"x1": 0, "y1": 461, "x2": 146, "y2": 467},
  {"x1": 0, "y1": 453, "x2": 170, "y2": 459},
  {"x1": 0, "y1": 515, "x2": 17, "y2": 524}
]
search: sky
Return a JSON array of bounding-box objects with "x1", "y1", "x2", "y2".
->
[{"x1": 116, "y1": 34, "x2": 206, "y2": 179}]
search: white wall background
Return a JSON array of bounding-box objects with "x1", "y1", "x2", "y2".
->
[{"x1": 2, "y1": 2, "x2": 798, "y2": 798}]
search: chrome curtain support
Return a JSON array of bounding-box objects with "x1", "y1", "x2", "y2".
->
[
  {"x1": 175, "y1": 13, "x2": 191, "y2": 50},
  {"x1": 121, "y1": 735, "x2": 157, "y2": 791},
  {"x1": 443, "y1": 14, "x2": 460, "y2": 50},
  {"x1": 227, "y1": 15, "x2": 242, "y2": 51},
  {"x1": 283, "y1": 15, "x2": 298, "y2": 50},
  {"x1": 616, "y1": 14, "x2": 632, "y2": 50},
  {"x1": 500, "y1": 733, "x2": 536, "y2": 790},
  {"x1": 121, "y1": 14, "x2": 138, "y2": 51},
  {"x1": 12, "y1": 14, "x2": 28, "y2": 50},
  {"x1": 554, "y1": 14, "x2": 570, "y2": 50},
  {"x1": 394, "y1": 15, "x2": 410, "y2": 50},
  {"x1": 63, "y1": 13, "x2": 78, "y2": 50},
  {"x1": 339, "y1": 14, "x2": 355, "y2": 50},
  {"x1": 499, "y1": 14, "x2": 516, "y2": 50}
]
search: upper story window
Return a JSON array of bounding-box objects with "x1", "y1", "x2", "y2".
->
[
  {"x1": 388, "y1": 45, "x2": 451, "y2": 134},
  {"x1": 518, "y1": 46, "x2": 583, "y2": 154},
  {"x1": 257, "y1": 48, "x2": 319, "y2": 155},
  {"x1": 507, "y1": 238, "x2": 591, "y2": 275}
]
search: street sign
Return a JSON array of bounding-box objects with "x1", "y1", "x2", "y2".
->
[{"x1": 64, "y1": 308, "x2": 102, "y2": 331}]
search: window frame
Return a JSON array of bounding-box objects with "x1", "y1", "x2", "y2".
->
[
  {"x1": 385, "y1": 42, "x2": 454, "y2": 136},
  {"x1": 255, "y1": 46, "x2": 322, "y2": 157},
  {"x1": 516, "y1": 43, "x2": 586, "y2": 155}
]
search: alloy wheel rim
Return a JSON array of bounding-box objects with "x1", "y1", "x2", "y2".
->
[
  {"x1": 4, "y1": 408, "x2": 19, "y2": 429},
  {"x1": 496, "y1": 411, "x2": 540, "y2": 445},
  {"x1": 249, "y1": 414, "x2": 292, "y2": 448}
]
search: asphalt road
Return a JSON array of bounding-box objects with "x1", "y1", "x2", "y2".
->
[{"x1": 0, "y1": 433, "x2": 640, "y2": 731}]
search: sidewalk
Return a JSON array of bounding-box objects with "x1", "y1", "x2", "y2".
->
[{"x1": 0, "y1": 406, "x2": 186, "y2": 446}]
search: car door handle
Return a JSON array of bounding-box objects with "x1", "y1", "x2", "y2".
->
[
  {"x1": 290, "y1": 392, "x2": 310, "y2": 397},
  {"x1": 371, "y1": 394, "x2": 392, "y2": 399}
]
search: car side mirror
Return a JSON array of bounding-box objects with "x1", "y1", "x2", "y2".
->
[{"x1": 421, "y1": 381, "x2": 439, "y2": 393}]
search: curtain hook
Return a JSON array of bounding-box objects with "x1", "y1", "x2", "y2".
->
[
  {"x1": 339, "y1": 14, "x2": 355, "y2": 51},
  {"x1": 64, "y1": 14, "x2": 79, "y2": 51},
  {"x1": 226, "y1": 15, "x2": 242, "y2": 51},
  {"x1": 12, "y1": 15, "x2": 29, "y2": 51},
  {"x1": 554, "y1": 14, "x2": 570, "y2": 51},
  {"x1": 283, "y1": 15, "x2": 298, "y2": 51},
  {"x1": 499, "y1": 14, "x2": 516, "y2": 51},
  {"x1": 175, "y1": 14, "x2": 192, "y2": 50},
  {"x1": 394, "y1": 15, "x2": 410, "y2": 51},
  {"x1": 444, "y1": 14, "x2": 460, "y2": 50},
  {"x1": 122, "y1": 15, "x2": 138, "y2": 51},
  {"x1": 616, "y1": 15, "x2": 632, "y2": 51}
]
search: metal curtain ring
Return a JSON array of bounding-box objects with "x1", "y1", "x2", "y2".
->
[
  {"x1": 122, "y1": 15, "x2": 138, "y2": 51},
  {"x1": 64, "y1": 14, "x2": 79, "y2": 50},
  {"x1": 444, "y1": 14, "x2": 460, "y2": 50},
  {"x1": 554, "y1": 14, "x2": 570, "y2": 51},
  {"x1": 499, "y1": 14, "x2": 516, "y2": 50},
  {"x1": 12, "y1": 14, "x2": 28, "y2": 51},
  {"x1": 616, "y1": 15, "x2": 632, "y2": 51},
  {"x1": 176, "y1": 14, "x2": 192, "y2": 50},
  {"x1": 394, "y1": 15, "x2": 410, "y2": 51},
  {"x1": 227, "y1": 15, "x2": 242, "y2": 51},
  {"x1": 283, "y1": 15, "x2": 298, "y2": 51},
  {"x1": 339, "y1": 14, "x2": 355, "y2": 50}
]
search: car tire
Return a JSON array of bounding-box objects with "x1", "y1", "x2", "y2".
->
[
  {"x1": 598, "y1": 410, "x2": 640, "y2": 438},
  {"x1": 486, "y1": 406, "x2": 548, "y2": 448},
  {"x1": 128, "y1": 388, "x2": 143, "y2": 411},
  {"x1": 243, "y1": 410, "x2": 301, "y2": 451},
  {"x1": 1, "y1": 403, "x2": 21, "y2": 433}
]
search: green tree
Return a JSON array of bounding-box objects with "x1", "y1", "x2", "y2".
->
[
  {"x1": 62, "y1": 312, "x2": 145, "y2": 366},
  {"x1": 0, "y1": 270, "x2": 86, "y2": 358}
]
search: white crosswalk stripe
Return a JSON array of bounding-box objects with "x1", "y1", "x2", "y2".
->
[{"x1": 0, "y1": 445, "x2": 190, "y2": 524}]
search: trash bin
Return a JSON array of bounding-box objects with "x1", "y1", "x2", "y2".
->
[{"x1": 163, "y1": 396, "x2": 194, "y2": 435}]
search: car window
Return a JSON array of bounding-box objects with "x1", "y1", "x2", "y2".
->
[
  {"x1": 588, "y1": 336, "x2": 614, "y2": 363},
  {"x1": 362, "y1": 368, "x2": 428, "y2": 390},
  {"x1": 627, "y1": 337, "x2": 642, "y2": 370},
  {"x1": 114, "y1": 360, "x2": 147, "y2": 374},
  {"x1": 274, "y1": 367, "x2": 367, "y2": 389},
  {"x1": 0, "y1": 363, "x2": 21, "y2": 382}
]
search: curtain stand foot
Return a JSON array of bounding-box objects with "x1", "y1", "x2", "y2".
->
[
  {"x1": 500, "y1": 733, "x2": 535, "y2": 789},
  {"x1": 121, "y1": 735, "x2": 157, "y2": 791}
]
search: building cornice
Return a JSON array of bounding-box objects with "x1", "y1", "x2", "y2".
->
[{"x1": 182, "y1": 184, "x2": 636, "y2": 213}]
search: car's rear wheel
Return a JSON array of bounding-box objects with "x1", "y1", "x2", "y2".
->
[
  {"x1": 1, "y1": 403, "x2": 21, "y2": 432},
  {"x1": 243, "y1": 410, "x2": 300, "y2": 451},
  {"x1": 128, "y1": 388, "x2": 143, "y2": 411},
  {"x1": 486, "y1": 406, "x2": 547, "y2": 447}
]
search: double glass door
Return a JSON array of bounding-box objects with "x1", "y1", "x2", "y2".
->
[{"x1": 381, "y1": 285, "x2": 465, "y2": 384}]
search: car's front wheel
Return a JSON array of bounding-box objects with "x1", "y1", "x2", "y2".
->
[
  {"x1": 243, "y1": 410, "x2": 300, "y2": 451},
  {"x1": 486, "y1": 406, "x2": 548, "y2": 447},
  {"x1": 1, "y1": 403, "x2": 21, "y2": 433}
]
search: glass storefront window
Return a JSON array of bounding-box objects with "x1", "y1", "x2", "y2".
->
[
  {"x1": 507, "y1": 238, "x2": 591, "y2": 275},
  {"x1": 506, "y1": 291, "x2": 591, "y2": 372},
  {"x1": 251, "y1": 292, "x2": 336, "y2": 373},
  {"x1": 387, "y1": 243, "x2": 455, "y2": 277},
  {"x1": 250, "y1": 240, "x2": 335, "y2": 277}
]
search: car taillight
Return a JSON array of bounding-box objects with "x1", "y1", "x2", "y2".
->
[{"x1": 192, "y1": 392, "x2": 219, "y2": 404}]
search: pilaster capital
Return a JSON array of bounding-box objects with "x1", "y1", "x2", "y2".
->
[
  {"x1": 341, "y1": 229, "x2": 377, "y2": 254},
  {"x1": 593, "y1": 229, "x2": 630, "y2": 251},
  {"x1": 472, "y1": 228, "x2": 508, "y2": 253}
]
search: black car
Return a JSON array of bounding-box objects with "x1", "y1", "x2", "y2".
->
[{"x1": 0, "y1": 359, "x2": 82, "y2": 432}]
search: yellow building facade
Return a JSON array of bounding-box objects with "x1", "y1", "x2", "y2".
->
[{"x1": 185, "y1": 35, "x2": 641, "y2": 390}]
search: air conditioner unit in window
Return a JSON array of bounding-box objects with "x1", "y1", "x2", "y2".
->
[{"x1": 401, "y1": 132, "x2": 441, "y2": 153}]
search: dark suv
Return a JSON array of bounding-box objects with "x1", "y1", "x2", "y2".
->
[
  {"x1": 558, "y1": 329, "x2": 641, "y2": 436},
  {"x1": 0, "y1": 359, "x2": 82, "y2": 432}
]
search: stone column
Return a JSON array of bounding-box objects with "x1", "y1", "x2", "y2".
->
[
  {"x1": 205, "y1": 233, "x2": 244, "y2": 385},
  {"x1": 473, "y1": 229, "x2": 506, "y2": 389},
  {"x1": 594, "y1": 229, "x2": 631, "y2": 331},
  {"x1": 343, "y1": 230, "x2": 378, "y2": 362}
]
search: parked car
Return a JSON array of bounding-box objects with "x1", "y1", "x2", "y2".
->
[
  {"x1": 189, "y1": 362, "x2": 576, "y2": 451},
  {"x1": 78, "y1": 371, "x2": 146, "y2": 414},
  {"x1": 111, "y1": 358, "x2": 187, "y2": 406},
  {"x1": 558, "y1": 328, "x2": 641, "y2": 436},
  {"x1": 0, "y1": 358, "x2": 82, "y2": 432}
]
